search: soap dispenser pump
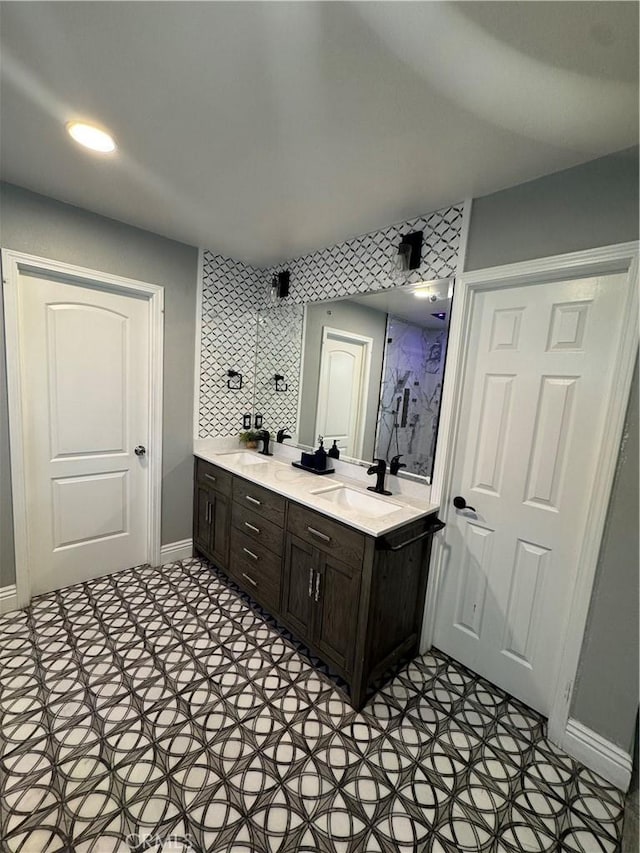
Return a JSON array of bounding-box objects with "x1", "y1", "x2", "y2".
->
[
  {"x1": 328, "y1": 440, "x2": 340, "y2": 460},
  {"x1": 315, "y1": 436, "x2": 327, "y2": 471}
]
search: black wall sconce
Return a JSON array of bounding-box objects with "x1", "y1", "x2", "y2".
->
[
  {"x1": 227, "y1": 369, "x2": 243, "y2": 390},
  {"x1": 394, "y1": 230, "x2": 423, "y2": 273},
  {"x1": 274, "y1": 374, "x2": 288, "y2": 392},
  {"x1": 270, "y1": 270, "x2": 290, "y2": 301}
]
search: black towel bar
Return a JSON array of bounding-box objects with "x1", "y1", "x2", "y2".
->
[{"x1": 379, "y1": 518, "x2": 445, "y2": 551}]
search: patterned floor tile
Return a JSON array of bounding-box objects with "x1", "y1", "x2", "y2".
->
[{"x1": 0, "y1": 557, "x2": 628, "y2": 853}]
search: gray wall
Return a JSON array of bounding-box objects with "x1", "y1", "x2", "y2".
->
[
  {"x1": 465, "y1": 147, "x2": 639, "y2": 752},
  {"x1": 466, "y1": 147, "x2": 638, "y2": 270},
  {"x1": 571, "y1": 361, "x2": 638, "y2": 752},
  {"x1": 0, "y1": 182, "x2": 199, "y2": 587},
  {"x1": 299, "y1": 299, "x2": 387, "y2": 459}
]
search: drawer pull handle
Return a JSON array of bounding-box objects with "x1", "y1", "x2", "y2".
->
[
  {"x1": 205, "y1": 473, "x2": 217, "y2": 483},
  {"x1": 242, "y1": 572, "x2": 257, "y2": 587},
  {"x1": 245, "y1": 522, "x2": 261, "y2": 534},
  {"x1": 246, "y1": 495, "x2": 262, "y2": 506},
  {"x1": 314, "y1": 572, "x2": 321, "y2": 602},
  {"x1": 243, "y1": 547, "x2": 258, "y2": 561},
  {"x1": 307, "y1": 526, "x2": 330, "y2": 543},
  {"x1": 308, "y1": 567, "x2": 314, "y2": 598}
]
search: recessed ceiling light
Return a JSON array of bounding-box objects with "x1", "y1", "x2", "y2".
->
[{"x1": 66, "y1": 121, "x2": 116, "y2": 153}]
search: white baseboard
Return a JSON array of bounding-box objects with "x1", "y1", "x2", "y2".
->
[
  {"x1": 0, "y1": 585, "x2": 18, "y2": 615},
  {"x1": 563, "y1": 718, "x2": 633, "y2": 792},
  {"x1": 159, "y1": 539, "x2": 193, "y2": 564}
]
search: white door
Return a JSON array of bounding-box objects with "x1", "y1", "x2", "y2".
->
[
  {"x1": 315, "y1": 328, "x2": 372, "y2": 457},
  {"x1": 434, "y1": 272, "x2": 629, "y2": 715},
  {"x1": 17, "y1": 270, "x2": 151, "y2": 595}
]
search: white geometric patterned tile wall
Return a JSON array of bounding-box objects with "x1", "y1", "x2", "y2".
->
[
  {"x1": 199, "y1": 204, "x2": 464, "y2": 437},
  {"x1": 254, "y1": 303, "x2": 304, "y2": 435},
  {"x1": 199, "y1": 254, "x2": 263, "y2": 436}
]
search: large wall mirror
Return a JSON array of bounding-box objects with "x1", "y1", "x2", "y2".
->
[{"x1": 253, "y1": 278, "x2": 453, "y2": 483}]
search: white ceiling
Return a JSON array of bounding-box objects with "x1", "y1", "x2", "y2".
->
[{"x1": 1, "y1": 2, "x2": 637, "y2": 266}]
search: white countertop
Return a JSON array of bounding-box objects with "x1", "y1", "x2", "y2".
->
[{"x1": 194, "y1": 439, "x2": 440, "y2": 538}]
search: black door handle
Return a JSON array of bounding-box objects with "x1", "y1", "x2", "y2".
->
[{"x1": 453, "y1": 495, "x2": 476, "y2": 512}]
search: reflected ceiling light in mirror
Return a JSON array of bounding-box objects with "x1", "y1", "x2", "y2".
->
[
  {"x1": 412, "y1": 277, "x2": 450, "y2": 302},
  {"x1": 413, "y1": 285, "x2": 439, "y2": 301},
  {"x1": 66, "y1": 121, "x2": 117, "y2": 153}
]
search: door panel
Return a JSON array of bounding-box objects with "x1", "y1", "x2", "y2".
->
[
  {"x1": 210, "y1": 492, "x2": 230, "y2": 569},
  {"x1": 523, "y1": 376, "x2": 577, "y2": 510},
  {"x1": 312, "y1": 553, "x2": 361, "y2": 676},
  {"x1": 47, "y1": 304, "x2": 127, "y2": 456},
  {"x1": 500, "y1": 539, "x2": 549, "y2": 667},
  {"x1": 18, "y1": 272, "x2": 150, "y2": 594},
  {"x1": 281, "y1": 534, "x2": 315, "y2": 641},
  {"x1": 52, "y1": 471, "x2": 128, "y2": 548},
  {"x1": 471, "y1": 373, "x2": 514, "y2": 495},
  {"x1": 435, "y1": 273, "x2": 629, "y2": 714},
  {"x1": 453, "y1": 522, "x2": 493, "y2": 642},
  {"x1": 194, "y1": 483, "x2": 213, "y2": 556}
]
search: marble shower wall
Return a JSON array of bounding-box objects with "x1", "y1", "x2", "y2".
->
[
  {"x1": 375, "y1": 318, "x2": 448, "y2": 479},
  {"x1": 199, "y1": 204, "x2": 464, "y2": 438}
]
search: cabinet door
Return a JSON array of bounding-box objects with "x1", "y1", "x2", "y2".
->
[
  {"x1": 312, "y1": 552, "x2": 361, "y2": 677},
  {"x1": 209, "y1": 491, "x2": 230, "y2": 569},
  {"x1": 194, "y1": 483, "x2": 214, "y2": 557},
  {"x1": 282, "y1": 533, "x2": 316, "y2": 641}
]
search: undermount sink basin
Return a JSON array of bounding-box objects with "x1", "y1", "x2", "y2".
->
[
  {"x1": 311, "y1": 485, "x2": 403, "y2": 518},
  {"x1": 216, "y1": 451, "x2": 269, "y2": 466}
]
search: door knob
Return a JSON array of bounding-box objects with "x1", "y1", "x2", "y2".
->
[
  {"x1": 453, "y1": 495, "x2": 476, "y2": 512},
  {"x1": 134, "y1": 445, "x2": 146, "y2": 456}
]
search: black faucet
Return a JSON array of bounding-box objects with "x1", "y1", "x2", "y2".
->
[
  {"x1": 276, "y1": 428, "x2": 291, "y2": 444},
  {"x1": 367, "y1": 458, "x2": 392, "y2": 496},
  {"x1": 258, "y1": 429, "x2": 273, "y2": 456},
  {"x1": 390, "y1": 454, "x2": 407, "y2": 476}
]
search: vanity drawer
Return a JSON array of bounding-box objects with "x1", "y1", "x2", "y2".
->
[
  {"x1": 232, "y1": 502, "x2": 283, "y2": 556},
  {"x1": 287, "y1": 503, "x2": 365, "y2": 571},
  {"x1": 196, "y1": 459, "x2": 233, "y2": 496},
  {"x1": 232, "y1": 477, "x2": 286, "y2": 526},
  {"x1": 229, "y1": 528, "x2": 282, "y2": 610}
]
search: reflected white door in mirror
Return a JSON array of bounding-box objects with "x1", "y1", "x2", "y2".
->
[{"x1": 315, "y1": 328, "x2": 373, "y2": 458}]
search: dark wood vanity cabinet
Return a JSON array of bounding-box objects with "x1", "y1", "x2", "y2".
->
[
  {"x1": 193, "y1": 459, "x2": 231, "y2": 569},
  {"x1": 282, "y1": 503, "x2": 364, "y2": 680},
  {"x1": 227, "y1": 476, "x2": 285, "y2": 613},
  {"x1": 193, "y1": 456, "x2": 443, "y2": 709},
  {"x1": 310, "y1": 548, "x2": 362, "y2": 677},
  {"x1": 280, "y1": 503, "x2": 443, "y2": 706},
  {"x1": 281, "y1": 529, "x2": 361, "y2": 679}
]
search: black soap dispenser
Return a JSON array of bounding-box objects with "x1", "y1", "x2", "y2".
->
[
  {"x1": 328, "y1": 440, "x2": 340, "y2": 460},
  {"x1": 314, "y1": 436, "x2": 327, "y2": 471}
]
